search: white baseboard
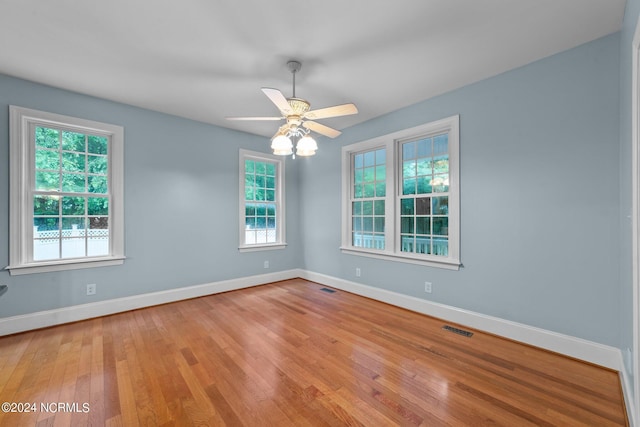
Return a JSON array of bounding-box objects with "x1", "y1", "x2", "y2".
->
[
  {"x1": 300, "y1": 270, "x2": 624, "y2": 372},
  {"x1": 0, "y1": 269, "x2": 302, "y2": 337},
  {"x1": 2, "y1": 269, "x2": 624, "y2": 370}
]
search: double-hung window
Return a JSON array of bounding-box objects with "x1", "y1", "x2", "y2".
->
[
  {"x1": 341, "y1": 115, "x2": 460, "y2": 270},
  {"x1": 239, "y1": 149, "x2": 286, "y2": 251},
  {"x1": 8, "y1": 106, "x2": 125, "y2": 275}
]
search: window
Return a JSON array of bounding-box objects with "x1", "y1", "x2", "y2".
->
[
  {"x1": 239, "y1": 149, "x2": 286, "y2": 251},
  {"x1": 8, "y1": 106, "x2": 125, "y2": 275},
  {"x1": 341, "y1": 115, "x2": 460, "y2": 270}
]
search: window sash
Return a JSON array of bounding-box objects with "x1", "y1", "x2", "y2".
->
[
  {"x1": 350, "y1": 148, "x2": 387, "y2": 250},
  {"x1": 30, "y1": 123, "x2": 112, "y2": 262},
  {"x1": 397, "y1": 133, "x2": 450, "y2": 257}
]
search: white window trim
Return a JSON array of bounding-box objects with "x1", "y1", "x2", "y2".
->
[
  {"x1": 7, "y1": 106, "x2": 125, "y2": 275},
  {"x1": 341, "y1": 115, "x2": 460, "y2": 270},
  {"x1": 238, "y1": 149, "x2": 286, "y2": 252}
]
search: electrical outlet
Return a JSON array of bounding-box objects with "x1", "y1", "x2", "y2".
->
[
  {"x1": 264, "y1": 260, "x2": 269, "y2": 269},
  {"x1": 355, "y1": 268, "x2": 361, "y2": 277},
  {"x1": 86, "y1": 283, "x2": 97, "y2": 296},
  {"x1": 424, "y1": 281, "x2": 432, "y2": 293}
]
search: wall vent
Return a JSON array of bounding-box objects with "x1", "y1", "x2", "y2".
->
[{"x1": 442, "y1": 325, "x2": 473, "y2": 337}]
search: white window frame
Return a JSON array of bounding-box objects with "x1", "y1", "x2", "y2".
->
[
  {"x1": 238, "y1": 149, "x2": 286, "y2": 252},
  {"x1": 7, "y1": 106, "x2": 125, "y2": 275},
  {"x1": 341, "y1": 115, "x2": 460, "y2": 270}
]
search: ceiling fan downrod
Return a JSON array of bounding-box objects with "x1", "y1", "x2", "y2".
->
[{"x1": 287, "y1": 60, "x2": 302, "y2": 98}]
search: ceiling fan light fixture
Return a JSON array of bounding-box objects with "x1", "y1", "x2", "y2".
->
[
  {"x1": 227, "y1": 60, "x2": 358, "y2": 158},
  {"x1": 296, "y1": 135, "x2": 318, "y2": 157},
  {"x1": 271, "y1": 133, "x2": 293, "y2": 156}
]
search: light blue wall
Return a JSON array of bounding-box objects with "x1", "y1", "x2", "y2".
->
[
  {"x1": 0, "y1": 74, "x2": 303, "y2": 317},
  {"x1": 301, "y1": 33, "x2": 623, "y2": 347}
]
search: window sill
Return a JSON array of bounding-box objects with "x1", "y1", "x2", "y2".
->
[
  {"x1": 6, "y1": 256, "x2": 126, "y2": 276},
  {"x1": 238, "y1": 243, "x2": 287, "y2": 253},
  {"x1": 340, "y1": 247, "x2": 461, "y2": 270}
]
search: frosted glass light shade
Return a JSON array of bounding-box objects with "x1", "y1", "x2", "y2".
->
[
  {"x1": 271, "y1": 134, "x2": 293, "y2": 155},
  {"x1": 296, "y1": 135, "x2": 317, "y2": 156}
]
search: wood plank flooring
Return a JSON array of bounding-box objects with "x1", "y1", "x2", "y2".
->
[{"x1": 0, "y1": 279, "x2": 628, "y2": 426}]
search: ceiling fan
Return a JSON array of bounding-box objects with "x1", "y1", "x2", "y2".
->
[{"x1": 226, "y1": 60, "x2": 358, "y2": 156}]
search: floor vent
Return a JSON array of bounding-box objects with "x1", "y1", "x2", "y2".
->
[
  {"x1": 319, "y1": 288, "x2": 336, "y2": 293},
  {"x1": 442, "y1": 325, "x2": 473, "y2": 337}
]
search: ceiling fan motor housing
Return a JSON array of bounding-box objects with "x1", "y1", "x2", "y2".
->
[{"x1": 287, "y1": 98, "x2": 310, "y2": 115}]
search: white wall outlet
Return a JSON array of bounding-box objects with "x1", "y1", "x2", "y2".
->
[
  {"x1": 86, "y1": 283, "x2": 97, "y2": 296},
  {"x1": 355, "y1": 268, "x2": 361, "y2": 277},
  {"x1": 424, "y1": 281, "x2": 432, "y2": 293},
  {"x1": 264, "y1": 260, "x2": 269, "y2": 269}
]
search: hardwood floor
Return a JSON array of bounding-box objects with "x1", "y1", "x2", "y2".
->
[{"x1": 0, "y1": 279, "x2": 628, "y2": 426}]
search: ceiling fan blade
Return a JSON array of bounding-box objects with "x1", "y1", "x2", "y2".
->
[
  {"x1": 226, "y1": 116, "x2": 283, "y2": 121},
  {"x1": 262, "y1": 88, "x2": 293, "y2": 115},
  {"x1": 303, "y1": 121, "x2": 342, "y2": 138},
  {"x1": 305, "y1": 103, "x2": 358, "y2": 120}
]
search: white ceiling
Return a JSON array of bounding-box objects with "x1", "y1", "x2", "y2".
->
[{"x1": 0, "y1": 0, "x2": 627, "y2": 138}]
